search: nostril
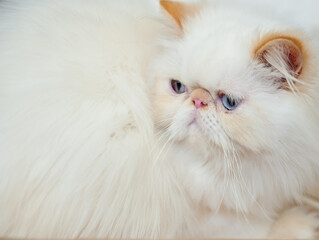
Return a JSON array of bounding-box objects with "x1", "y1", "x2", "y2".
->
[{"x1": 193, "y1": 98, "x2": 207, "y2": 109}]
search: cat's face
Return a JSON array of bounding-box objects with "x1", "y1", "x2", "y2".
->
[{"x1": 152, "y1": 1, "x2": 313, "y2": 157}]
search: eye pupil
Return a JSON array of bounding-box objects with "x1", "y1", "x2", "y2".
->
[
  {"x1": 227, "y1": 98, "x2": 235, "y2": 106},
  {"x1": 221, "y1": 94, "x2": 240, "y2": 111},
  {"x1": 177, "y1": 82, "x2": 181, "y2": 90},
  {"x1": 171, "y1": 79, "x2": 187, "y2": 94}
]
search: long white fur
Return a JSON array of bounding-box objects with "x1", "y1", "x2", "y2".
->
[
  {"x1": 0, "y1": 0, "x2": 185, "y2": 238},
  {"x1": 0, "y1": 0, "x2": 318, "y2": 238}
]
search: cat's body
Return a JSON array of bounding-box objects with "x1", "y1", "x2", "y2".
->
[
  {"x1": 0, "y1": 0, "x2": 171, "y2": 237},
  {"x1": 0, "y1": 0, "x2": 319, "y2": 238}
]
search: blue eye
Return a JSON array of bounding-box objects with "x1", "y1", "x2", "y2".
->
[
  {"x1": 221, "y1": 94, "x2": 240, "y2": 111},
  {"x1": 170, "y1": 79, "x2": 187, "y2": 94}
]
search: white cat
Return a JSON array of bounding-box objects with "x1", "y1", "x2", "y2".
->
[
  {"x1": 151, "y1": 1, "x2": 319, "y2": 238},
  {"x1": 0, "y1": 0, "x2": 318, "y2": 238}
]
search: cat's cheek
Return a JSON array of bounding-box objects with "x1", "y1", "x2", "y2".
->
[
  {"x1": 152, "y1": 93, "x2": 179, "y2": 125},
  {"x1": 219, "y1": 109, "x2": 267, "y2": 152},
  {"x1": 215, "y1": 105, "x2": 250, "y2": 147}
]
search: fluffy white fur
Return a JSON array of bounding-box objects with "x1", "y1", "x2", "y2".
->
[
  {"x1": 0, "y1": 0, "x2": 318, "y2": 238},
  {"x1": 150, "y1": 2, "x2": 319, "y2": 237},
  {"x1": 0, "y1": 0, "x2": 176, "y2": 237}
]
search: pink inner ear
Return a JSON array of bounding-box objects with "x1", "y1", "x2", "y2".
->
[
  {"x1": 255, "y1": 37, "x2": 304, "y2": 77},
  {"x1": 286, "y1": 43, "x2": 303, "y2": 74}
]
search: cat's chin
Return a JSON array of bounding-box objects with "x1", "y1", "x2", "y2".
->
[
  {"x1": 185, "y1": 119, "x2": 221, "y2": 147},
  {"x1": 177, "y1": 122, "x2": 221, "y2": 155},
  {"x1": 183, "y1": 122, "x2": 249, "y2": 157},
  {"x1": 167, "y1": 110, "x2": 249, "y2": 156}
]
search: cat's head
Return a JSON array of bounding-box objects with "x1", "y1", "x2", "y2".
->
[{"x1": 151, "y1": 1, "x2": 319, "y2": 160}]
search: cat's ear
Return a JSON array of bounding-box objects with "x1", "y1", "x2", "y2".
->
[
  {"x1": 254, "y1": 35, "x2": 306, "y2": 91},
  {"x1": 160, "y1": 0, "x2": 201, "y2": 29}
]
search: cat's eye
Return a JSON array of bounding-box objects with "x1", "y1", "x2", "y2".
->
[
  {"x1": 221, "y1": 94, "x2": 240, "y2": 111},
  {"x1": 170, "y1": 79, "x2": 187, "y2": 94}
]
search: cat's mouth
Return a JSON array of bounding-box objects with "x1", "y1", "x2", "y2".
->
[
  {"x1": 188, "y1": 117, "x2": 197, "y2": 126},
  {"x1": 187, "y1": 110, "x2": 199, "y2": 127},
  {"x1": 186, "y1": 110, "x2": 237, "y2": 151}
]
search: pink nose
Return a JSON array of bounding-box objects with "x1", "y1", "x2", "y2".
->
[{"x1": 193, "y1": 98, "x2": 207, "y2": 109}]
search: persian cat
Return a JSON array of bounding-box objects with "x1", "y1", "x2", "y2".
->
[{"x1": 0, "y1": 0, "x2": 318, "y2": 238}]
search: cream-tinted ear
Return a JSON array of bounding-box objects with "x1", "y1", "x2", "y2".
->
[
  {"x1": 255, "y1": 35, "x2": 307, "y2": 90},
  {"x1": 254, "y1": 35, "x2": 307, "y2": 91},
  {"x1": 255, "y1": 36, "x2": 304, "y2": 76},
  {"x1": 160, "y1": 0, "x2": 201, "y2": 29}
]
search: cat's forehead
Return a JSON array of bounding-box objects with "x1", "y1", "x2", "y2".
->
[
  {"x1": 177, "y1": 26, "x2": 255, "y2": 93},
  {"x1": 162, "y1": 6, "x2": 285, "y2": 94}
]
